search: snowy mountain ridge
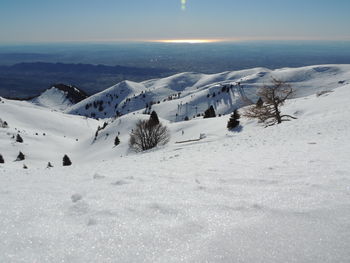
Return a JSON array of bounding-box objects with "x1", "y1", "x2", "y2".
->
[
  {"x1": 32, "y1": 84, "x2": 88, "y2": 111},
  {"x1": 65, "y1": 64, "x2": 350, "y2": 121}
]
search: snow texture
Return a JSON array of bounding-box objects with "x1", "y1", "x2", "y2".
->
[{"x1": 0, "y1": 64, "x2": 350, "y2": 262}]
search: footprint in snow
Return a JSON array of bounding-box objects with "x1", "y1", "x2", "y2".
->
[
  {"x1": 87, "y1": 218, "x2": 98, "y2": 226},
  {"x1": 71, "y1": 193, "x2": 83, "y2": 203},
  {"x1": 111, "y1": 180, "x2": 129, "y2": 186},
  {"x1": 93, "y1": 173, "x2": 106, "y2": 180},
  {"x1": 68, "y1": 201, "x2": 89, "y2": 216}
]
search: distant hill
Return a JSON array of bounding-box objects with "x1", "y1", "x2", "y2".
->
[
  {"x1": 0, "y1": 62, "x2": 172, "y2": 98},
  {"x1": 5, "y1": 62, "x2": 170, "y2": 75}
]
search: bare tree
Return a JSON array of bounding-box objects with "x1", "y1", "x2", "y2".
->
[
  {"x1": 244, "y1": 78, "x2": 296, "y2": 126},
  {"x1": 129, "y1": 119, "x2": 170, "y2": 152}
]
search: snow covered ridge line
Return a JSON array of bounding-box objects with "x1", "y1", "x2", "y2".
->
[
  {"x1": 31, "y1": 83, "x2": 89, "y2": 111},
  {"x1": 65, "y1": 64, "x2": 350, "y2": 121}
]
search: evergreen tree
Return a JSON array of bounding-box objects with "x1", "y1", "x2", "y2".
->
[
  {"x1": 47, "y1": 162, "x2": 53, "y2": 168},
  {"x1": 16, "y1": 134, "x2": 23, "y2": 143},
  {"x1": 204, "y1": 105, "x2": 216, "y2": 118},
  {"x1": 227, "y1": 109, "x2": 241, "y2": 129},
  {"x1": 256, "y1": 97, "x2": 264, "y2": 107},
  {"x1": 149, "y1": 111, "x2": 160, "y2": 126},
  {"x1": 16, "y1": 151, "x2": 25, "y2": 161},
  {"x1": 63, "y1": 155, "x2": 72, "y2": 166},
  {"x1": 0, "y1": 154, "x2": 4, "y2": 163},
  {"x1": 114, "y1": 136, "x2": 120, "y2": 146},
  {"x1": 0, "y1": 119, "x2": 8, "y2": 128}
]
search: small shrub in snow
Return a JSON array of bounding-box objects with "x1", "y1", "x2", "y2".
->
[
  {"x1": 204, "y1": 105, "x2": 216, "y2": 118},
  {"x1": 63, "y1": 155, "x2": 72, "y2": 166},
  {"x1": 114, "y1": 136, "x2": 120, "y2": 146},
  {"x1": 0, "y1": 119, "x2": 8, "y2": 128},
  {"x1": 23, "y1": 164, "x2": 28, "y2": 169},
  {"x1": 15, "y1": 151, "x2": 25, "y2": 161},
  {"x1": 16, "y1": 134, "x2": 23, "y2": 143},
  {"x1": 47, "y1": 162, "x2": 53, "y2": 168},
  {"x1": 227, "y1": 109, "x2": 240, "y2": 130},
  {"x1": 0, "y1": 154, "x2": 4, "y2": 163}
]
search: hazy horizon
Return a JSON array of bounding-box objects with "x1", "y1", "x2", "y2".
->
[{"x1": 1, "y1": 0, "x2": 350, "y2": 43}]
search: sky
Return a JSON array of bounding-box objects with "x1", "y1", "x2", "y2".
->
[{"x1": 1, "y1": 0, "x2": 350, "y2": 43}]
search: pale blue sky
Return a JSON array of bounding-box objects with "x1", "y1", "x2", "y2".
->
[{"x1": 1, "y1": 0, "x2": 349, "y2": 43}]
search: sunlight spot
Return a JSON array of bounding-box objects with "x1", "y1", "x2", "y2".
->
[
  {"x1": 155, "y1": 39, "x2": 221, "y2": 44},
  {"x1": 181, "y1": 0, "x2": 187, "y2": 11}
]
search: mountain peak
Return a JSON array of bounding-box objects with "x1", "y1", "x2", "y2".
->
[{"x1": 32, "y1": 84, "x2": 88, "y2": 111}]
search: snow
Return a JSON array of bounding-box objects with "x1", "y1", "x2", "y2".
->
[
  {"x1": 66, "y1": 64, "x2": 350, "y2": 122},
  {"x1": 1, "y1": 65, "x2": 350, "y2": 262},
  {"x1": 32, "y1": 87, "x2": 75, "y2": 111}
]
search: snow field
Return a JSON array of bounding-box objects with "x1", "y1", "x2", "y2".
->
[{"x1": 0, "y1": 66, "x2": 350, "y2": 262}]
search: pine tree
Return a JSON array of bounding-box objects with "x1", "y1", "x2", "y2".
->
[
  {"x1": 149, "y1": 111, "x2": 160, "y2": 126},
  {"x1": 114, "y1": 136, "x2": 120, "y2": 146},
  {"x1": 47, "y1": 162, "x2": 53, "y2": 168},
  {"x1": 0, "y1": 154, "x2": 4, "y2": 163},
  {"x1": 204, "y1": 105, "x2": 216, "y2": 118},
  {"x1": 63, "y1": 155, "x2": 72, "y2": 166},
  {"x1": 16, "y1": 151, "x2": 25, "y2": 161},
  {"x1": 256, "y1": 97, "x2": 263, "y2": 107},
  {"x1": 16, "y1": 134, "x2": 23, "y2": 143},
  {"x1": 227, "y1": 109, "x2": 240, "y2": 130}
]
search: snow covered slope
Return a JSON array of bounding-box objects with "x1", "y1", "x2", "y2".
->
[
  {"x1": 67, "y1": 64, "x2": 350, "y2": 121},
  {"x1": 0, "y1": 67, "x2": 350, "y2": 262},
  {"x1": 0, "y1": 98, "x2": 99, "y2": 168},
  {"x1": 32, "y1": 84, "x2": 88, "y2": 111}
]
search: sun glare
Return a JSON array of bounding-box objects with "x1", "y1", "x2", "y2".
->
[{"x1": 155, "y1": 39, "x2": 221, "y2": 44}]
